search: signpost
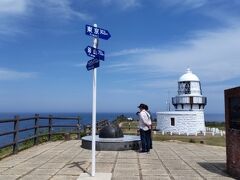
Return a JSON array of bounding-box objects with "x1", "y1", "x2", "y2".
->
[
  {"x1": 85, "y1": 46, "x2": 105, "y2": 61},
  {"x1": 86, "y1": 59, "x2": 100, "y2": 71},
  {"x1": 85, "y1": 24, "x2": 111, "y2": 40},
  {"x1": 84, "y1": 24, "x2": 110, "y2": 177}
]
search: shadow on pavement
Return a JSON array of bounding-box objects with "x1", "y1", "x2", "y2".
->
[
  {"x1": 68, "y1": 161, "x2": 89, "y2": 174},
  {"x1": 198, "y1": 162, "x2": 236, "y2": 179}
]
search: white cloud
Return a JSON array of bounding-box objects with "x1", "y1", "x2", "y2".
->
[
  {"x1": 141, "y1": 79, "x2": 175, "y2": 89},
  {"x1": 141, "y1": 26, "x2": 240, "y2": 82},
  {"x1": 0, "y1": 23, "x2": 24, "y2": 36},
  {"x1": 105, "y1": 62, "x2": 133, "y2": 71},
  {"x1": 35, "y1": 0, "x2": 91, "y2": 21},
  {"x1": 100, "y1": 0, "x2": 140, "y2": 9},
  {"x1": 0, "y1": 0, "x2": 29, "y2": 36},
  {"x1": 74, "y1": 63, "x2": 86, "y2": 67},
  {"x1": 121, "y1": 0, "x2": 141, "y2": 9},
  {"x1": 109, "y1": 25, "x2": 240, "y2": 85},
  {"x1": 158, "y1": 0, "x2": 208, "y2": 10},
  {"x1": 105, "y1": 88, "x2": 143, "y2": 94},
  {"x1": 108, "y1": 48, "x2": 158, "y2": 57},
  {"x1": 0, "y1": 0, "x2": 91, "y2": 37},
  {"x1": 0, "y1": 68, "x2": 36, "y2": 80},
  {"x1": 0, "y1": 0, "x2": 28, "y2": 15},
  {"x1": 156, "y1": 0, "x2": 240, "y2": 26}
]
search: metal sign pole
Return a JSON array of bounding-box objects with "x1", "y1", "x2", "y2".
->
[
  {"x1": 91, "y1": 68, "x2": 96, "y2": 177},
  {"x1": 84, "y1": 23, "x2": 110, "y2": 177},
  {"x1": 91, "y1": 24, "x2": 98, "y2": 177}
]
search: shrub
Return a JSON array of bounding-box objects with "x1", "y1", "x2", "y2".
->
[{"x1": 189, "y1": 138, "x2": 196, "y2": 143}]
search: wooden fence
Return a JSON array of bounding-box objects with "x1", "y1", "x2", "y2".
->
[{"x1": 0, "y1": 114, "x2": 109, "y2": 155}]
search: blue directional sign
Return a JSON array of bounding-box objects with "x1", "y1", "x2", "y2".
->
[
  {"x1": 85, "y1": 46, "x2": 105, "y2": 61},
  {"x1": 85, "y1": 25, "x2": 111, "y2": 40},
  {"x1": 86, "y1": 59, "x2": 100, "y2": 71}
]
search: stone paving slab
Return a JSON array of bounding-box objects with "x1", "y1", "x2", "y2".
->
[
  {"x1": 78, "y1": 173, "x2": 112, "y2": 180},
  {"x1": 0, "y1": 140, "x2": 237, "y2": 180}
]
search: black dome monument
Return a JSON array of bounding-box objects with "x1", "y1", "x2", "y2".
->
[
  {"x1": 99, "y1": 124, "x2": 123, "y2": 138},
  {"x1": 81, "y1": 122, "x2": 140, "y2": 151}
]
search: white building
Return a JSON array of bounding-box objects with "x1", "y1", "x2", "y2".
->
[{"x1": 156, "y1": 68, "x2": 207, "y2": 135}]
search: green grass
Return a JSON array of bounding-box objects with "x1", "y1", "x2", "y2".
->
[
  {"x1": 120, "y1": 120, "x2": 226, "y2": 147},
  {"x1": 152, "y1": 134, "x2": 225, "y2": 147},
  {"x1": 0, "y1": 146, "x2": 12, "y2": 159}
]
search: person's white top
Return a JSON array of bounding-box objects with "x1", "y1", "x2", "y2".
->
[{"x1": 139, "y1": 110, "x2": 151, "y2": 131}]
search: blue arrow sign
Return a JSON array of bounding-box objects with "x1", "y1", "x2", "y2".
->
[
  {"x1": 85, "y1": 24, "x2": 111, "y2": 40},
  {"x1": 86, "y1": 59, "x2": 100, "y2": 71},
  {"x1": 85, "y1": 46, "x2": 105, "y2": 61}
]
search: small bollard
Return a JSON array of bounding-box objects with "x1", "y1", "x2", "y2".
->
[
  {"x1": 64, "y1": 133, "x2": 71, "y2": 141},
  {"x1": 170, "y1": 132, "x2": 173, "y2": 136},
  {"x1": 212, "y1": 132, "x2": 215, "y2": 136},
  {"x1": 203, "y1": 132, "x2": 206, "y2": 136},
  {"x1": 162, "y1": 131, "x2": 165, "y2": 135}
]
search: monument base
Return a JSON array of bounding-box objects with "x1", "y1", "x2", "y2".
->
[{"x1": 81, "y1": 135, "x2": 140, "y2": 151}]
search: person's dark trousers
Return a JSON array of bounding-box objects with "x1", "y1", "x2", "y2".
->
[
  {"x1": 145, "y1": 129, "x2": 152, "y2": 150},
  {"x1": 140, "y1": 129, "x2": 148, "y2": 152},
  {"x1": 148, "y1": 129, "x2": 152, "y2": 149}
]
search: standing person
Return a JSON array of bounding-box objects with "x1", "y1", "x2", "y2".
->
[
  {"x1": 137, "y1": 103, "x2": 151, "y2": 153},
  {"x1": 144, "y1": 104, "x2": 153, "y2": 149}
]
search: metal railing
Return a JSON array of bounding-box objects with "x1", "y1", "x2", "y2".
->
[{"x1": 172, "y1": 96, "x2": 207, "y2": 105}]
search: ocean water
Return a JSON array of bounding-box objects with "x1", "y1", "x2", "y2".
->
[
  {"x1": 0, "y1": 112, "x2": 224, "y2": 123},
  {"x1": 0, "y1": 112, "x2": 224, "y2": 147},
  {"x1": 0, "y1": 112, "x2": 139, "y2": 125},
  {"x1": 204, "y1": 113, "x2": 225, "y2": 122}
]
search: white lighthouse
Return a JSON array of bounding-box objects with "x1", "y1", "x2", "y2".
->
[{"x1": 156, "y1": 68, "x2": 207, "y2": 134}]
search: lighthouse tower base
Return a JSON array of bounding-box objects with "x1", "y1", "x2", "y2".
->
[{"x1": 156, "y1": 111, "x2": 206, "y2": 135}]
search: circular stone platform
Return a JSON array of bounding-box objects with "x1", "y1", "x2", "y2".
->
[{"x1": 81, "y1": 135, "x2": 141, "y2": 151}]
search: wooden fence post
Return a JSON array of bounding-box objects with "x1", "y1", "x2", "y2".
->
[
  {"x1": 77, "y1": 116, "x2": 81, "y2": 139},
  {"x1": 48, "y1": 115, "x2": 53, "y2": 141},
  {"x1": 13, "y1": 115, "x2": 19, "y2": 154},
  {"x1": 34, "y1": 114, "x2": 40, "y2": 145},
  {"x1": 83, "y1": 125, "x2": 87, "y2": 135}
]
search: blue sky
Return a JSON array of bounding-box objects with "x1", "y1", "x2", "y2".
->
[{"x1": 0, "y1": 0, "x2": 240, "y2": 114}]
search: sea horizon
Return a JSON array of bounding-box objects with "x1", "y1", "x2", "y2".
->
[{"x1": 0, "y1": 112, "x2": 225, "y2": 123}]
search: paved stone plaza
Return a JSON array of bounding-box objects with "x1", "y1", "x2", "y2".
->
[{"x1": 0, "y1": 140, "x2": 236, "y2": 180}]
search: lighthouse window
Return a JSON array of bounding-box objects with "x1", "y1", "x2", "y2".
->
[
  {"x1": 178, "y1": 82, "x2": 185, "y2": 95},
  {"x1": 184, "y1": 82, "x2": 191, "y2": 94},
  {"x1": 171, "y1": 118, "x2": 175, "y2": 126}
]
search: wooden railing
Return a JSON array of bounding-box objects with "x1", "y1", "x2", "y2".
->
[
  {"x1": 0, "y1": 114, "x2": 111, "y2": 155},
  {"x1": 0, "y1": 114, "x2": 81, "y2": 154}
]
